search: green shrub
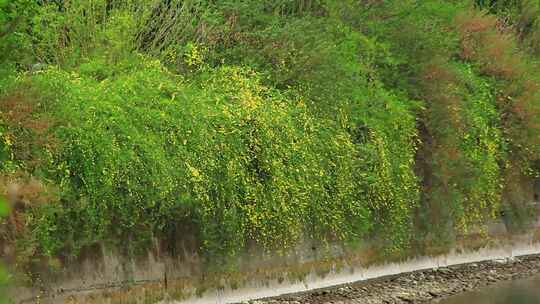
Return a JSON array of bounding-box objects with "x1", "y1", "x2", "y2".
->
[
  {"x1": 1, "y1": 56, "x2": 372, "y2": 264},
  {"x1": 1, "y1": 0, "x2": 540, "y2": 273}
]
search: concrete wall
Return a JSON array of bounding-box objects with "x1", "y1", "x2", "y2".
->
[{"x1": 8, "y1": 215, "x2": 540, "y2": 304}]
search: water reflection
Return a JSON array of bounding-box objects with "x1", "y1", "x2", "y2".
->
[{"x1": 438, "y1": 276, "x2": 540, "y2": 304}]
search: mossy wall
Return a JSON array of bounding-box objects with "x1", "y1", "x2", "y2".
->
[{"x1": 8, "y1": 217, "x2": 540, "y2": 304}]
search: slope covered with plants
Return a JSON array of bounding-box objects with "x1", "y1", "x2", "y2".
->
[{"x1": 0, "y1": 0, "x2": 539, "y2": 271}]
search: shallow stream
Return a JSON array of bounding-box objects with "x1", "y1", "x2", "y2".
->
[{"x1": 437, "y1": 275, "x2": 540, "y2": 304}]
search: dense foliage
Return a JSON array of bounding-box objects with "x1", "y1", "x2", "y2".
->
[{"x1": 0, "y1": 0, "x2": 539, "y2": 270}]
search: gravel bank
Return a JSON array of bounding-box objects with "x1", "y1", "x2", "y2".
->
[{"x1": 255, "y1": 254, "x2": 540, "y2": 304}]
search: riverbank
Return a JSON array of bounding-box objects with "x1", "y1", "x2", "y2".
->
[{"x1": 257, "y1": 254, "x2": 540, "y2": 304}]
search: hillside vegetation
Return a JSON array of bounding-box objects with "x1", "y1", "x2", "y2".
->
[{"x1": 0, "y1": 0, "x2": 539, "y2": 272}]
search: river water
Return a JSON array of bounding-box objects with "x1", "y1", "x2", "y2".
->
[{"x1": 437, "y1": 275, "x2": 540, "y2": 304}]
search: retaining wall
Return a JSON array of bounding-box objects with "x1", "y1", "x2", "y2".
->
[{"x1": 8, "y1": 217, "x2": 540, "y2": 304}]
